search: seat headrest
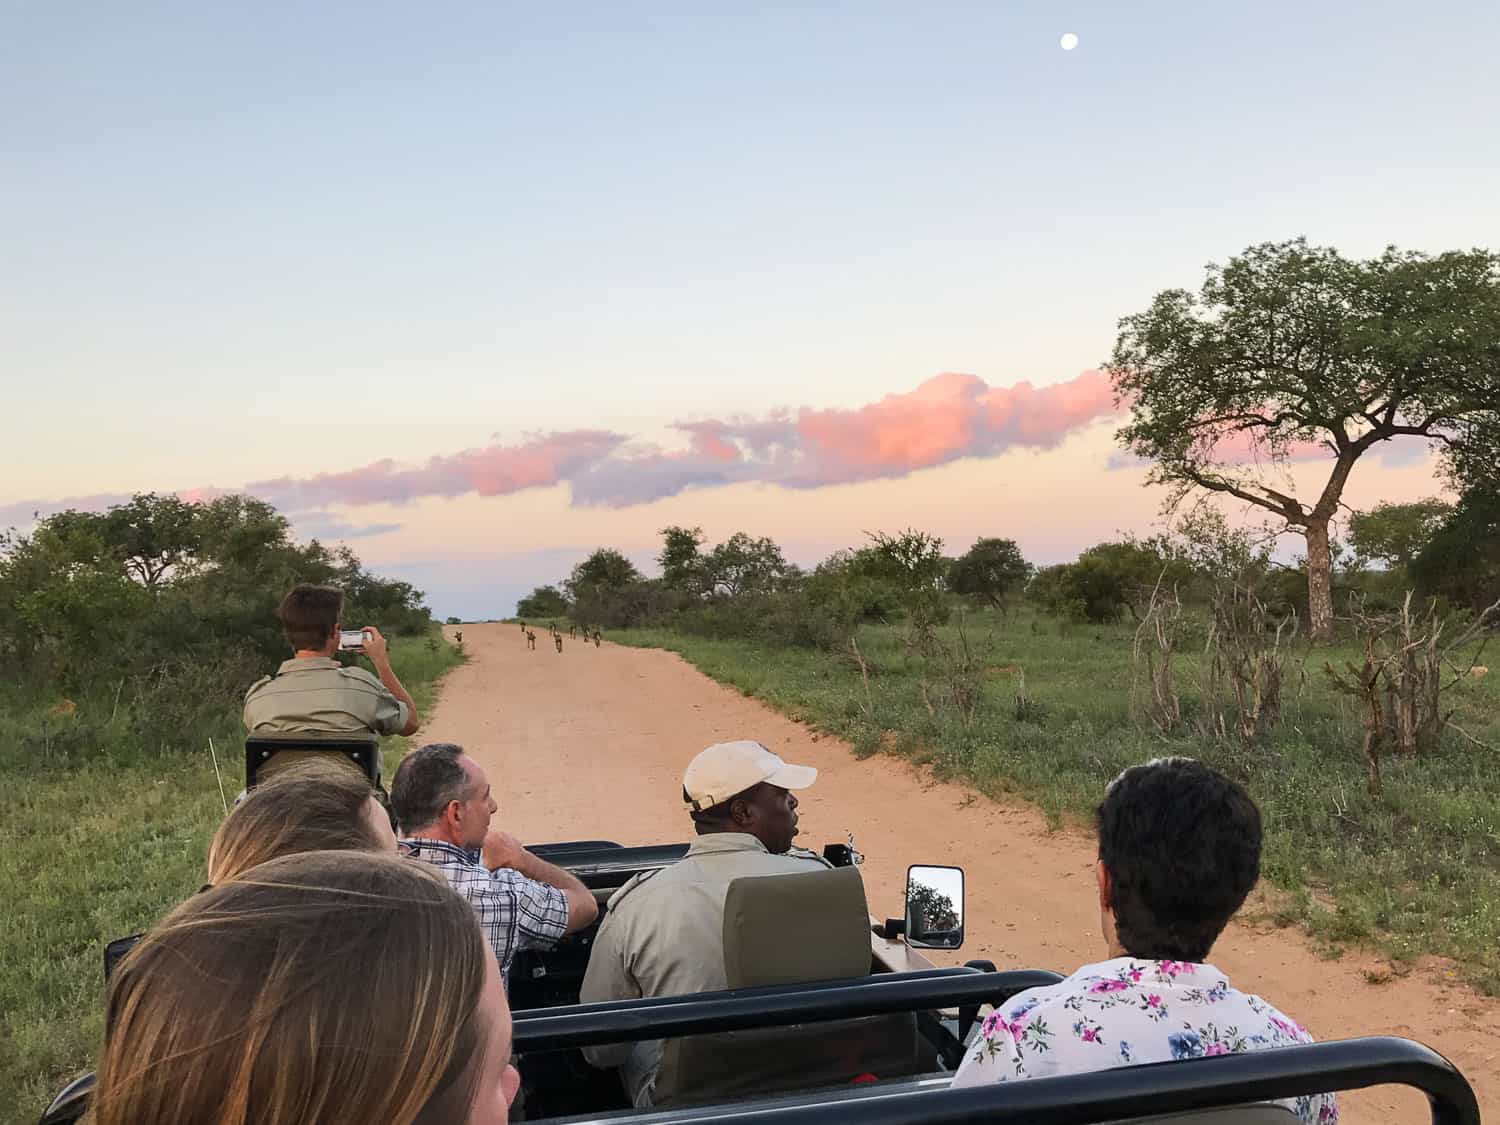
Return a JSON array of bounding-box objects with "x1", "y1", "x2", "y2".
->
[{"x1": 723, "y1": 865, "x2": 870, "y2": 988}]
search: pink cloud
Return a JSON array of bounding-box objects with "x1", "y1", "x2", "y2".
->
[
  {"x1": 790, "y1": 370, "x2": 1116, "y2": 485},
  {"x1": 246, "y1": 430, "x2": 627, "y2": 510},
  {"x1": 564, "y1": 370, "x2": 1117, "y2": 506},
  {"x1": 5, "y1": 372, "x2": 1121, "y2": 519}
]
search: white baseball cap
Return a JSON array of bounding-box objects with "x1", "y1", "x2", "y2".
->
[{"x1": 682, "y1": 740, "x2": 818, "y2": 812}]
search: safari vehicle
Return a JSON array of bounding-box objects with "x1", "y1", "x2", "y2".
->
[
  {"x1": 506, "y1": 840, "x2": 984, "y2": 1118},
  {"x1": 42, "y1": 772, "x2": 1482, "y2": 1124}
]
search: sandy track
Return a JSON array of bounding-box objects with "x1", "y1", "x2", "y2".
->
[{"x1": 427, "y1": 623, "x2": 1498, "y2": 1121}]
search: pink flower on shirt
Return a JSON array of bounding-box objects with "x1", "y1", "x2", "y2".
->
[{"x1": 1271, "y1": 1015, "x2": 1306, "y2": 1040}]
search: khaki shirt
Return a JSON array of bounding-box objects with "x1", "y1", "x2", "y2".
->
[
  {"x1": 242, "y1": 656, "x2": 408, "y2": 737},
  {"x1": 580, "y1": 832, "x2": 829, "y2": 1106}
]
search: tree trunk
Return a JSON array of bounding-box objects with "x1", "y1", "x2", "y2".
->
[{"x1": 1305, "y1": 518, "x2": 1335, "y2": 643}]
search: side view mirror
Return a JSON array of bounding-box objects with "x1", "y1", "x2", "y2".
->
[{"x1": 904, "y1": 864, "x2": 964, "y2": 950}]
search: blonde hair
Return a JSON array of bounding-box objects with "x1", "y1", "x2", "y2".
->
[
  {"x1": 206, "y1": 758, "x2": 385, "y2": 883},
  {"x1": 89, "y1": 852, "x2": 488, "y2": 1125}
]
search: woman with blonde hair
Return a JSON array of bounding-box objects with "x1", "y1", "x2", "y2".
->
[
  {"x1": 88, "y1": 851, "x2": 518, "y2": 1125},
  {"x1": 102, "y1": 760, "x2": 400, "y2": 983},
  {"x1": 206, "y1": 756, "x2": 398, "y2": 883}
]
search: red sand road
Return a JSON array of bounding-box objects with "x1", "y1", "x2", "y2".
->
[{"x1": 426, "y1": 623, "x2": 1499, "y2": 1120}]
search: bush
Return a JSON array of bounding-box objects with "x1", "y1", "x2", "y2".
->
[{"x1": 1411, "y1": 487, "x2": 1500, "y2": 614}]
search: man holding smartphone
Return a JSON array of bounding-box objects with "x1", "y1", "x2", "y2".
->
[{"x1": 243, "y1": 584, "x2": 421, "y2": 746}]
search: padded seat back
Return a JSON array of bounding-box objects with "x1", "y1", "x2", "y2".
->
[
  {"x1": 724, "y1": 865, "x2": 871, "y2": 988},
  {"x1": 654, "y1": 866, "x2": 933, "y2": 1108}
]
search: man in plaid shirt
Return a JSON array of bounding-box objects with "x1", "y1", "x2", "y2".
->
[{"x1": 391, "y1": 743, "x2": 598, "y2": 981}]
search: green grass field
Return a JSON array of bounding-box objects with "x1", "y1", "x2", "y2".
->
[
  {"x1": 614, "y1": 607, "x2": 1500, "y2": 992},
  {"x1": 0, "y1": 633, "x2": 464, "y2": 1124}
]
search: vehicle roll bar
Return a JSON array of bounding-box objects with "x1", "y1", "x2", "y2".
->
[
  {"x1": 538, "y1": 1037, "x2": 1478, "y2": 1125},
  {"x1": 513, "y1": 968, "x2": 1063, "y2": 1052}
]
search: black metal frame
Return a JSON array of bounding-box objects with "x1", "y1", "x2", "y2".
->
[
  {"x1": 38, "y1": 1030, "x2": 1478, "y2": 1125},
  {"x1": 533, "y1": 1037, "x2": 1477, "y2": 1125},
  {"x1": 533, "y1": 842, "x2": 692, "y2": 890},
  {"x1": 243, "y1": 735, "x2": 380, "y2": 789},
  {"x1": 513, "y1": 969, "x2": 1064, "y2": 1052}
]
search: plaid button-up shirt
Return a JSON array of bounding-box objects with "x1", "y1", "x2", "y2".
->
[{"x1": 402, "y1": 838, "x2": 570, "y2": 980}]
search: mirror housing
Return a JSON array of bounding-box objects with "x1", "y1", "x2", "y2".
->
[{"x1": 904, "y1": 864, "x2": 964, "y2": 950}]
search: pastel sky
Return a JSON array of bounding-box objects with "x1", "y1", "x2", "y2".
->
[{"x1": 4, "y1": 2, "x2": 1497, "y2": 618}]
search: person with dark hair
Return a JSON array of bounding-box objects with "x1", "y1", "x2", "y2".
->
[
  {"x1": 242, "y1": 583, "x2": 420, "y2": 744},
  {"x1": 579, "y1": 740, "x2": 828, "y2": 1107},
  {"x1": 391, "y1": 743, "x2": 597, "y2": 982},
  {"x1": 951, "y1": 758, "x2": 1336, "y2": 1125}
]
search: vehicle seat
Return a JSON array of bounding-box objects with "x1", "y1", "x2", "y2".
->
[
  {"x1": 653, "y1": 865, "x2": 934, "y2": 1107},
  {"x1": 244, "y1": 733, "x2": 380, "y2": 789}
]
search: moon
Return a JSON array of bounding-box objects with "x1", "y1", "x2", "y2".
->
[{"x1": 1060, "y1": 32, "x2": 1079, "y2": 50}]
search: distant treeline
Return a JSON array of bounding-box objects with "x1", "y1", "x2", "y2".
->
[
  {"x1": 0, "y1": 493, "x2": 435, "y2": 712},
  {"x1": 518, "y1": 492, "x2": 1500, "y2": 649}
]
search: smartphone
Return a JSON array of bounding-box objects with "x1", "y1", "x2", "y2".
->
[{"x1": 338, "y1": 629, "x2": 367, "y2": 650}]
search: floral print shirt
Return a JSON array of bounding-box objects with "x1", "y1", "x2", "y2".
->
[{"x1": 951, "y1": 957, "x2": 1337, "y2": 1125}]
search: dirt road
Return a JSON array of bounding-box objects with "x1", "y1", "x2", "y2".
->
[{"x1": 428, "y1": 623, "x2": 1498, "y2": 1121}]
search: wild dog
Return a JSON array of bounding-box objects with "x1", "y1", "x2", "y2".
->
[
  {"x1": 554, "y1": 632, "x2": 564, "y2": 653},
  {"x1": 526, "y1": 630, "x2": 537, "y2": 650}
]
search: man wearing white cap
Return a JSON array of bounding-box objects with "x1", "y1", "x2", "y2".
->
[{"x1": 579, "y1": 739, "x2": 828, "y2": 1107}]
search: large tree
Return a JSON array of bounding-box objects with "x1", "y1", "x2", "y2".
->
[
  {"x1": 701, "y1": 532, "x2": 791, "y2": 599},
  {"x1": 657, "y1": 525, "x2": 706, "y2": 593},
  {"x1": 1109, "y1": 239, "x2": 1500, "y2": 641},
  {"x1": 946, "y1": 537, "x2": 1031, "y2": 608},
  {"x1": 516, "y1": 584, "x2": 570, "y2": 619},
  {"x1": 563, "y1": 548, "x2": 643, "y2": 603}
]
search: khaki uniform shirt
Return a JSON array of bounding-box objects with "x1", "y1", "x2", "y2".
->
[
  {"x1": 242, "y1": 656, "x2": 408, "y2": 737},
  {"x1": 580, "y1": 832, "x2": 829, "y2": 1106}
]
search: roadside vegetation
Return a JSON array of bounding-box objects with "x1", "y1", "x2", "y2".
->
[
  {"x1": 614, "y1": 607, "x2": 1500, "y2": 988},
  {"x1": 0, "y1": 494, "x2": 461, "y2": 1123},
  {"x1": 522, "y1": 496, "x2": 1500, "y2": 994}
]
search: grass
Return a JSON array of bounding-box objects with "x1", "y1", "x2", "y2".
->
[
  {"x1": 613, "y1": 606, "x2": 1500, "y2": 993},
  {"x1": 0, "y1": 632, "x2": 464, "y2": 1125}
]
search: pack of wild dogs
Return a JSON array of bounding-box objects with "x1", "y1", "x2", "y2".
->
[{"x1": 522, "y1": 620, "x2": 601, "y2": 653}]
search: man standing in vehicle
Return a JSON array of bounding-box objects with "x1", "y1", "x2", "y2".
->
[
  {"x1": 580, "y1": 740, "x2": 828, "y2": 1107},
  {"x1": 391, "y1": 743, "x2": 598, "y2": 981},
  {"x1": 243, "y1": 584, "x2": 421, "y2": 743}
]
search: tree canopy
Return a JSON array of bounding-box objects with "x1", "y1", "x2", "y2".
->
[
  {"x1": 946, "y1": 538, "x2": 1031, "y2": 607},
  {"x1": 564, "y1": 548, "x2": 643, "y2": 603},
  {"x1": 1410, "y1": 487, "x2": 1500, "y2": 614},
  {"x1": 516, "y1": 584, "x2": 570, "y2": 619},
  {"x1": 1109, "y1": 239, "x2": 1500, "y2": 639},
  {"x1": 657, "y1": 526, "x2": 705, "y2": 593},
  {"x1": 1348, "y1": 499, "x2": 1454, "y2": 572},
  {"x1": 702, "y1": 532, "x2": 792, "y2": 599},
  {"x1": 0, "y1": 492, "x2": 432, "y2": 691}
]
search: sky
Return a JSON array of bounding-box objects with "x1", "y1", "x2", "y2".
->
[{"x1": 4, "y1": 1, "x2": 1498, "y2": 619}]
